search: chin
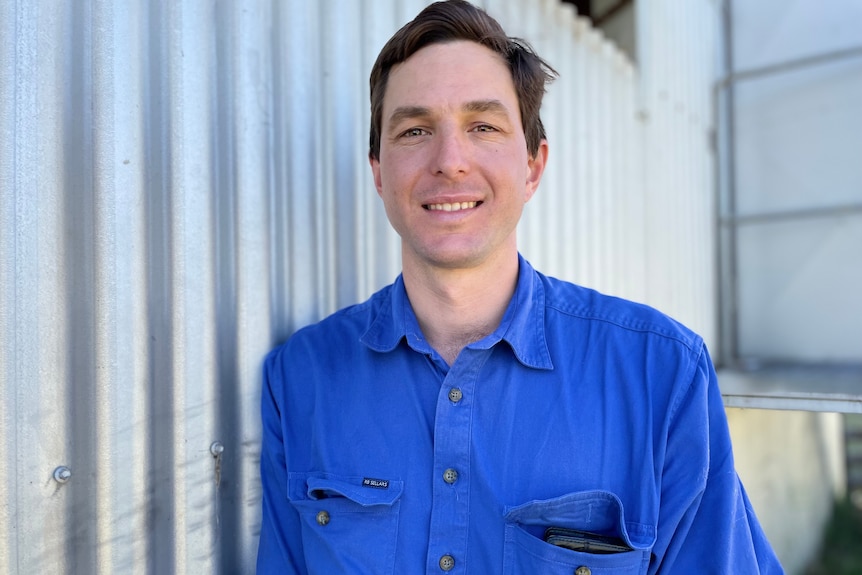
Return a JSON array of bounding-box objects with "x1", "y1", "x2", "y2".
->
[{"x1": 418, "y1": 248, "x2": 490, "y2": 270}]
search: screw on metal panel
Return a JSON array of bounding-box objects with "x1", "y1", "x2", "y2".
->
[
  {"x1": 210, "y1": 442, "x2": 224, "y2": 488},
  {"x1": 53, "y1": 466, "x2": 72, "y2": 484}
]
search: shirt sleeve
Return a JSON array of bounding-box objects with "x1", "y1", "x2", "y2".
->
[
  {"x1": 651, "y1": 344, "x2": 784, "y2": 574},
  {"x1": 257, "y1": 348, "x2": 308, "y2": 574}
]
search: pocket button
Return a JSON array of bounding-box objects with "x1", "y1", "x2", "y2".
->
[
  {"x1": 575, "y1": 567, "x2": 591, "y2": 575},
  {"x1": 315, "y1": 510, "x2": 330, "y2": 526}
]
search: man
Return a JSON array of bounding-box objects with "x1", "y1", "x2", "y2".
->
[{"x1": 257, "y1": 1, "x2": 783, "y2": 573}]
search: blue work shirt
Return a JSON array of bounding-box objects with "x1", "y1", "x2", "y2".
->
[{"x1": 258, "y1": 256, "x2": 783, "y2": 574}]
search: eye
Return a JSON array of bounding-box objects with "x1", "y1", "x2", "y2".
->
[
  {"x1": 401, "y1": 127, "x2": 429, "y2": 138},
  {"x1": 471, "y1": 124, "x2": 498, "y2": 133}
]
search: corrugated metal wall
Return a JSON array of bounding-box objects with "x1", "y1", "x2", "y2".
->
[{"x1": 0, "y1": 0, "x2": 718, "y2": 572}]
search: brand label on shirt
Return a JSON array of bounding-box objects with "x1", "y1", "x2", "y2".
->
[{"x1": 362, "y1": 477, "x2": 389, "y2": 489}]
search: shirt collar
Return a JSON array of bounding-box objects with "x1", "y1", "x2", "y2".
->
[{"x1": 360, "y1": 254, "x2": 554, "y2": 370}]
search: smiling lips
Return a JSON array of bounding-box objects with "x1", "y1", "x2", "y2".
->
[{"x1": 424, "y1": 201, "x2": 480, "y2": 212}]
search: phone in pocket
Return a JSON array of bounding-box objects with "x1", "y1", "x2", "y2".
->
[{"x1": 543, "y1": 527, "x2": 632, "y2": 554}]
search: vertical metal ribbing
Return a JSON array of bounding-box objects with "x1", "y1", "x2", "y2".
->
[
  {"x1": 555, "y1": 3, "x2": 579, "y2": 282},
  {"x1": 571, "y1": 16, "x2": 591, "y2": 285},
  {"x1": 11, "y1": 1, "x2": 76, "y2": 572},
  {"x1": 143, "y1": 0, "x2": 177, "y2": 571},
  {"x1": 92, "y1": 0, "x2": 151, "y2": 571},
  {"x1": 92, "y1": 0, "x2": 119, "y2": 572},
  {"x1": 0, "y1": 2, "x2": 13, "y2": 571},
  {"x1": 232, "y1": 0, "x2": 277, "y2": 569},
  {"x1": 539, "y1": 0, "x2": 563, "y2": 273},
  {"x1": 174, "y1": 0, "x2": 220, "y2": 572},
  {"x1": 722, "y1": 0, "x2": 740, "y2": 364},
  {"x1": 358, "y1": 0, "x2": 403, "y2": 299},
  {"x1": 285, "y1": 1, "x2": 327, "y2": 331}
]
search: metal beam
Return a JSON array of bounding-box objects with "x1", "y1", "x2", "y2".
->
[
  {"x1": 720, "y1": 203, "x2": 862, "y2": 226},
  {"x1": 716, "y1": 45, "x2": 862, "y2": 89}
]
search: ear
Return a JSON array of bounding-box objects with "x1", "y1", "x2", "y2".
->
[
  {"x1": 369, "y1": 154, "x2": 384, "y2": 197},
  {"x1": 524, "y1": 139, "x2": 548, "y2": 203}
]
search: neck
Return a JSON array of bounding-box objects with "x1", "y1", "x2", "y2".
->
[{"x1": 402, "y1": 251, "x2": 520, "y2": 366}]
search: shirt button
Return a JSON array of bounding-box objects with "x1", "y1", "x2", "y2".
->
[
  {"x1": 442, "y1": 468, "x2": 459, "y2": 484},
  {"x1": 448, "y1": 387, "x2": 463, "y2": 403},
  {"x1": 439, "y1": 554, "x2": 455, "y2": 571},
  {"x1": 575, "y1": 567, "x2": 591, "y2": 575},
  {"x1": 316, "y1": 510, "x2": 330, "y2": 526}
]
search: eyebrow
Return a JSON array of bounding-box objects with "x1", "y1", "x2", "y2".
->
[
  {"x1": 463, "y1": 99, "x2": 509, "y2": 116},
  {"x1": 387, "y1": 105, "x2": 432, "y2": 129},
  {"x1": 386, "y1": 99, "x2": 512, "y2": 130}
]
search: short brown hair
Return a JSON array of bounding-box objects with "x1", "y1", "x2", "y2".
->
[{"x1": 368, "y1": 0, "x2": 557, "y2": 160}]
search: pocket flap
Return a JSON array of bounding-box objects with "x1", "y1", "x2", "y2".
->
[
  {"x1": 297, "y1": 474, "x2": 404, "y2": 507},
  {"x1": 504, "y1": 490, "x2": 655, "y2": 550}
]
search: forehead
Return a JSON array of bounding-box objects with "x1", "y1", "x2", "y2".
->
[{"x1": 383, "y1": 40, "x2": 519, "y2": 117}]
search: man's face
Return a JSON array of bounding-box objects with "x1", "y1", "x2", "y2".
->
[{"x1": 370, "y1": 40, "x2": 547, "y2": 272}]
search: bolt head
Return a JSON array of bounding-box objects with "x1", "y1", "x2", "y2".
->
[{"x1": 53, "y1": 466, "x2": 72, "y2": 484}]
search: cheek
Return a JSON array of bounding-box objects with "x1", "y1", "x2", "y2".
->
[
  {"x1": 381, "y1": 161, "x2": 419, "y2": 196},
  {"x1": 377, "y1": 153, "x2": 401, "y2": 183}
]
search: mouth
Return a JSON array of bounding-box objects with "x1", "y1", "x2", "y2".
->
[{"x1": 423, "y1": 201, "x2": 482, "y2": 212}]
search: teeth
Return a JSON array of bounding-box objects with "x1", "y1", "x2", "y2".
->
[{"x1": 427, "y1": 202, "x2": 478, "y2": 212}]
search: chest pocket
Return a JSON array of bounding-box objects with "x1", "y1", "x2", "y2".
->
[
  {"x1": 503, "y1": 490, "x2": 655, "y2": 575},
  {"x1": 288, "y1": 473, "x2": 403, "y2": 575}
]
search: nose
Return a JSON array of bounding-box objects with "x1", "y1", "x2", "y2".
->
[{"x1": 432, "y1": 127, "x2": 470, "y2": 178}]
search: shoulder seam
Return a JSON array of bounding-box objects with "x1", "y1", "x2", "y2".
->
[{"x1": 544, "y1": 300, "x2": 701, "y2": 352}]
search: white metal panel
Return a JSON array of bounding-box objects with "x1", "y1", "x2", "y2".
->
[
  {"x1": 0, "y1": 0, "x2": 720, "y2": 572},
  {"x1": 3, "y1": 1, "x2": 77, "y2": 571},
  {"x1": 737, "y1": 218, "x2": 862, "y2": 362},
  {"x1": 726, "y1": 0, "x2": 862, "y2": 364},
  {"x1": 731, "y1": 0, "x2": 862, "y2": 71},
  {"x1": 735, "y1": 59, "x2": 862, "y2": 215},
  {"x1": 636, "y1": 0, "x2": 719, "y2": 345},
  {"x1": 92, "y1": 1, "x2": 153, "y2": 572}
]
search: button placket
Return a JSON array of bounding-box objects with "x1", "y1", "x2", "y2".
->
[{"x1": 426, "y1": 349, "x2": 490, "y2": 573}]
